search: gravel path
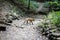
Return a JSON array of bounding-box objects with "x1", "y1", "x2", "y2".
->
[{"x1": 0, "y1": 18, "x2": 48, "y2": 40}]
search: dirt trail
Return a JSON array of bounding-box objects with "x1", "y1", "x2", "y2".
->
[
  {"x1": 0, "y1": 1, "x2": 48, "y2": 40},
  {"x1": 0, "y1": 16, "x2": 48, "y2": 40}
]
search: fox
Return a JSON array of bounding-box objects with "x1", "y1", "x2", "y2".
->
[
  {"x1": 23, "y1": 18, "x2": 35, "y2": 25},
  {"x1": 12, "y1": 18, "x2": 35, "y2": 28}
]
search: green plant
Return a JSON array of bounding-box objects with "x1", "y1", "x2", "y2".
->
[
  {"x1": 47, "y1": 1, "x2": 60, "y2": 11},
  {"x1": 15, "y1": 0, "x2": 42, "y2": 11},
  {"x1": 48, "y1": 11, "x2": 60, "y2": 27}
]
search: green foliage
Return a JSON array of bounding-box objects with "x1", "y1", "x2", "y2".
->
[
  {"x1": 43, "y1": 2, "x2": 50, "y2": 8},
  {"x1": 16, "y1": 0, "x2": 41, "y2": 10},
  {"x1": 38, "y1": 11, "x2": 60, "y2": 28},
  {"x1": 38, "y1": 19, "x2": 50, "y2": 28},
  {"x1": 48, "y1": 1, "x2": 60, "y2": 10},
  {"x1": 10, "y1": 5, "x2": 25, "y2": 17},
  {"x1": 48, "y1": 11, "x2": 60, "y2": 27}
]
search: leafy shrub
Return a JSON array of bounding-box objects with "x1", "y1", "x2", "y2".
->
[
  {"x1": 47, "y1": 2, "x2": 60, "y2": 11},
  {"x1": 48, "y1": 11, "x2": 60, "y2": 27}
]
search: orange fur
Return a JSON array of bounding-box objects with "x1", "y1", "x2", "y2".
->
[{"x1": 24, "y1": 18, "x2": 35, "y2": 25}]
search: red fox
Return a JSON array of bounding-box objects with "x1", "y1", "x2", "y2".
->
[{"x1": 23, "y1": 18, "x2": 35, "y2": 25}]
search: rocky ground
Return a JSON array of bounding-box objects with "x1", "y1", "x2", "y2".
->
[
  {"x1": 0, "y1": 1, "x2": 48, "y2": 40},
  {"x1": 0, "y1": 15, "x2": 48, "y2": 40}
]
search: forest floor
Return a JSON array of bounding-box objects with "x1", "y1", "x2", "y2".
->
[
  {"x1": 0, "y1": 1, "x2": 48, "y2": 40},
  {"x1": 0, "y1": 15, "x2": 48, "y2": 40}
]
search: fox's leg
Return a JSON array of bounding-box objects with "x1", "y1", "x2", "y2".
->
[
  {"x1": 22, "y1": 20, "x2": 26, "y2": 25},
  {"x1": 32, "y1": 22, "x2": 33, "y2": 25},
  {"x1": 23, "y1": 20, "x2": 28, "y2": 24},
  {"x1": 26, "y1": 20, "x2": 28, "y2": 24},
  {"x1": 30, "y1": 21, "x2": 33, "y2": 25},
  {"x1": 20, "y1": 21, "x2": 25, "y2": 26}
]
